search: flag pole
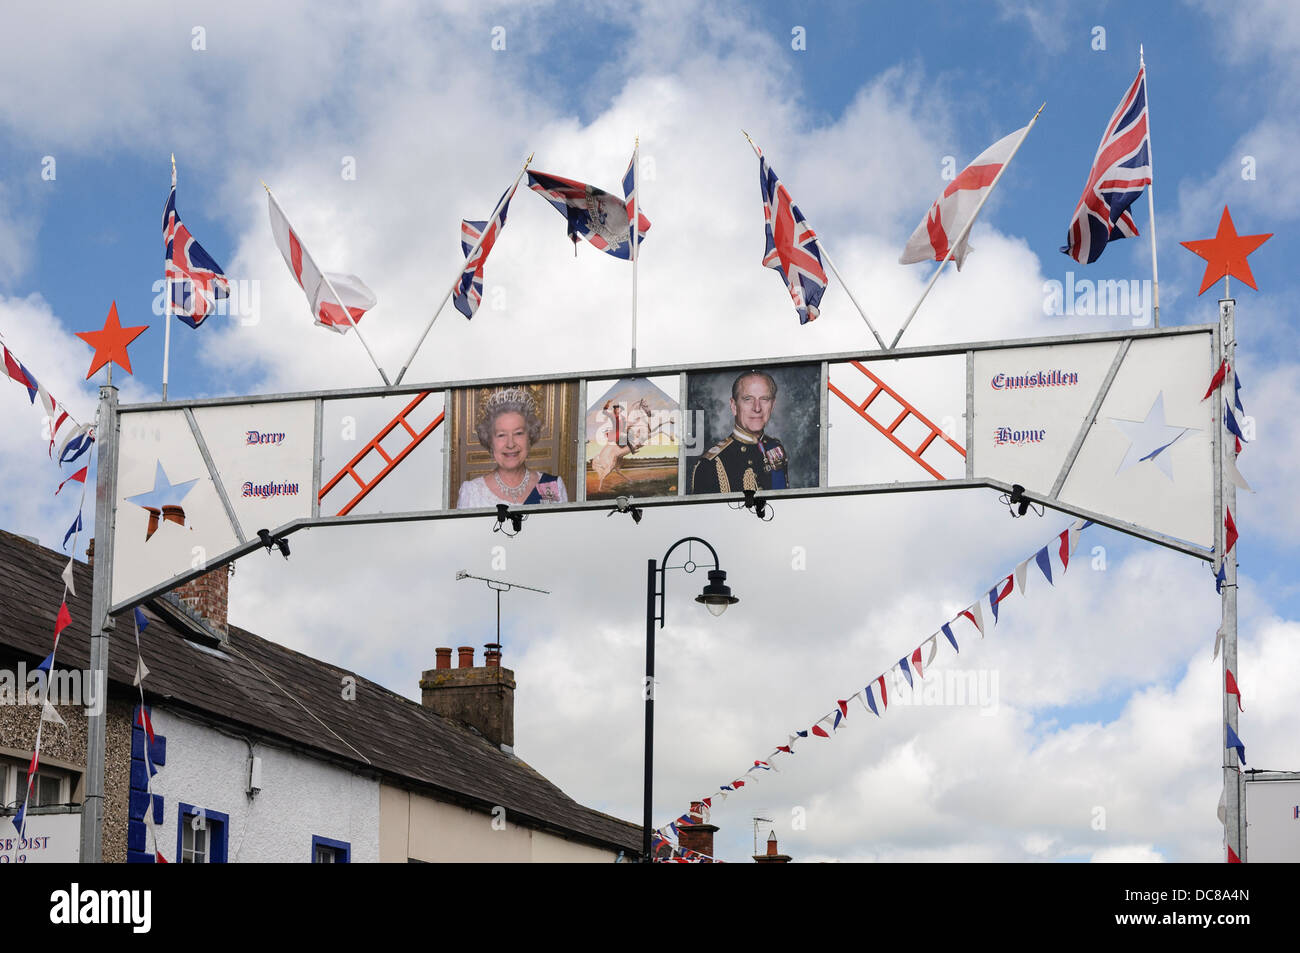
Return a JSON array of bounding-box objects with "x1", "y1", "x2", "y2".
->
[
  {"x1": 820, "y1": 249, "x2": 885, "y2": 350},
  {"x1": 890, "y1": 103, "x2": 1046, "y2": 350},
  {"x1": 1141, "y1": 45, "x2": 1161, "y2": 328},
  {"x1": 741, "y1": 131, "x2": 888, "y2": 350},
  {"x1": 262, "y1": 183, "x2": 391, "y2": 387},
  {"x1": 162, "y1": 154, "x2": 176, "y2": 401},
  {"x1": 392, "y1": 153, "x2": 533, "y2": 386},
  {"x1": 631, "y1": 136, "x2": 640, "y2": 369}
]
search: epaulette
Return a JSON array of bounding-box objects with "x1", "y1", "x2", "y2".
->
[{"x1": 702, "y1": 436, "x2": 733, "y2": 461}]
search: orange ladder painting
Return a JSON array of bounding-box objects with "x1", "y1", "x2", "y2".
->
[
  {"x1": 318, "y1": 391, "x2": 444, "y2": 516},
  {"x1": 828, "y1": 361, "x2": 965, "y2": 480}
]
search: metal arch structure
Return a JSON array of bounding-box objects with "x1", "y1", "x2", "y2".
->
[{"x1": 82, "y1": 316, "x2": 1244, "y2": 861}]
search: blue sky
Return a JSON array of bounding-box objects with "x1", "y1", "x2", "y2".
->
[
  {"x1": 1, "y1": 0, "x2": 1296, "y2": 862},
  {"x1": 5, "y1": 3, "x2": 1286, "y2": 393}
]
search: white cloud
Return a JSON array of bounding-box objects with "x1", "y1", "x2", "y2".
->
[
  {"x1": 0, "y1": 292, "x2": 160, "y2": 550},
  {"x1": 0, "y1": 185, "x2": 35, "y2": 287},
  {"x1": 994, "y1": 0, "x2": 1072, "y2": 53}
]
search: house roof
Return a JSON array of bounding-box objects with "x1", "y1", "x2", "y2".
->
[{"x1": 0, "y1": 529, "x2": 640, "y2": 857}]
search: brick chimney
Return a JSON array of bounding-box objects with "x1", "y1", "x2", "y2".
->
[
  {"x1": 753, "y1": 830, "x2": 792, "y2": 863},
  {"x1": 677, "y1": 802, "x2": 718, "y2": 860},
  {"x1": 174, "y1": 565, "x2": 232, "y2": 637},
  {"x1": 420, "y1": 644, "x2": 515, "y2": 750}
]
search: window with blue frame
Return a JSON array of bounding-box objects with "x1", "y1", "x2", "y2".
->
[
  {"x1": 177, "y1": 803, "x2": 229, "y2": 863},
  {"x1": 311, "y1": 835, "x2": 350, "y2": 863}
]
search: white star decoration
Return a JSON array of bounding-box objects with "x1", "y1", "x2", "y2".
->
[{"x1": 1110, "y1": 392, "x2": 1199, "y2": 481}]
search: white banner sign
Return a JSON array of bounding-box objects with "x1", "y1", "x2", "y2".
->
[
  {"x1": 0, "y1": 812, "x2": 81, "y2": 863},
  {"x1": 972, "y1": 331, "x2": 1215, "y2": 548},
  {"x1": 112, "y1": 401, "x2": 316, "y2": 607}
]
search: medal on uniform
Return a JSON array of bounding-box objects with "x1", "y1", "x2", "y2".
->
[{"x1": 760, "y1": 440, "x2": 787, "y2": 489}]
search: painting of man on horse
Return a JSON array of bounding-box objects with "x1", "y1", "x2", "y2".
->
[{"x1": 585, "y1": 377, "x2": 680, "y2": 500}]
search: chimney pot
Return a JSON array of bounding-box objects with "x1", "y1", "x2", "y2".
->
[
  {"x1": 86, "y1": 538, "x2": 95, "y2": 567},
  {"x1": 676, "y1": 802, "x2": 719, "y2": 860},
  {"x1": 420, "y1": 649, "x2": 516, "y2": 749},
  {"x1": 754, "y1": 828, "x2": 792, "y2": 863},
  {"x1": 484, "y1": 643, "x2": 501, "y2": 668}
]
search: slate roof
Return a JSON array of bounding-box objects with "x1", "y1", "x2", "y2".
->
[{"x1": 0, "y1": 529, "x2": 640, "y2": 856}]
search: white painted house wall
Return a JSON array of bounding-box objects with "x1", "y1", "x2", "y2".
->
[{"x1": 146, "y1": 707, "x2": 380, "y2": 863}]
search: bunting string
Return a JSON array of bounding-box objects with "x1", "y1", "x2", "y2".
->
[
  {"x1": 1210, "y1": 360, "x2": 1249, "y2": 825},
  {"x1": 0, "y1": 329, "x2": 95, "y2": 466},
  {"x1": 130, "y1": 607, "x2": 167, "y2": 862},
  {"x1": 655, "y1": 518, "x2": 1093, "y2": 837},
  {"x1": 12, "y1": 461, "x2": 92, "y2": 839},
  {"x1": 3, "y1": 326, "x2": 98, "y2": 842}
]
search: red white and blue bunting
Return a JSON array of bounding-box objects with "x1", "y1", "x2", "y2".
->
[
  {"x1": 12, "y1": 466, "x2": 91, "y2": 838},
  {"x1": 130, "y1": 609, "x2": 168, "y2": 862},
  {"x1": 653, "y1": 517, "x2": 1092, "y2": 856},
  {"x1": 1206, "y1": 359, "x2": 1249, "y2": 862},
  {"x1": 1, "y1": 332, "x2": 96, "y2": 466},
  {"x1": 651, "y1": 811, "x2": 723, "y2": 863},
  {"x1": 4, "y1": 331, "x2": 105, "y2": 847}
]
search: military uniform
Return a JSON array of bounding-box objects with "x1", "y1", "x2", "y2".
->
[{"x1": 691, "y1": 427, "x2": 789, "y2": 494}]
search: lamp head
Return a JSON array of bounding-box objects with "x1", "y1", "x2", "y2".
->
[{"x1": 695, "y1": 569, "x2": 739, "y2": 617}]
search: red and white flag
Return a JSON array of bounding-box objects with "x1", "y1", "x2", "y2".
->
[
  {"x1": 900, "y1": 125, "x2": 1030, "y2": 271},
  {"x1": 267, "y1": 192, "x2": 376, "y2": 334}
]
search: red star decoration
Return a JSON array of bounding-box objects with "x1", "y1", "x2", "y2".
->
[
  {"x1": 1180, "y1": 206, "x2": 1272, "y2": 296},
  {"x1": 76, "y1": 301, "x2": 149, "y2": 379}
]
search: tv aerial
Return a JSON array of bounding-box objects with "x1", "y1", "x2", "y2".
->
[{"x1": 455, "y1": 571, "x2": 550, "y2": 653}]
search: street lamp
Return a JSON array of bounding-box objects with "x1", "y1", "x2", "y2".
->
[{"x1": 643, "y1": 537, "x2": 738, "y2": 861}]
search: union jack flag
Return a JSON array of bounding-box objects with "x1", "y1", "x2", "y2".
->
[
  {"x1": 453, "y1": 183, "x2": 518, "y2": 319},
  {"x1": 164, "y1": 185, "x2": 229, "y2": 328},
  {"x1": 526, "y1": 165, "x2": 650, "y2": 259},
  {"x1": 622, "y1": 147, "x2": 648, "y2": 254},
  {"x1": 756, "y1": 148, "x2": 828, "y2": 324},
  {"x1": 1061, "y1": 66, "x2": 1153, "y2": 264}
]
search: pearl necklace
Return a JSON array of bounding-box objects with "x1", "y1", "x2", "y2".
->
[{"x1": 493, "y1": 468, "x2": 532, "y2": 502}]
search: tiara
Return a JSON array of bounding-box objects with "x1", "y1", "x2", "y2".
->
[{"x1": 478, "y1": 385, "x2": 539, "y2": 422}]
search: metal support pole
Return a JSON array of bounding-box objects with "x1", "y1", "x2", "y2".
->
[
  {"x1": 631, "y1": 137, "x2": 640, "y2": 369},
  {"x1": 640, "y1": 536, "x2": 726, "y2": 862},
  {"x1": 393, "y1": 155, "x2": 533, "y2": 386},
  {"x1": 81, "y1": 384, "x2": 119, "y2": 863},
  {"x1": 162, "y1": 279, "x2": 172, "y2": 402},
  {"x1": 891, "y1": 105, "x2": 1044, "y2": 350},
  {"x1": 1141, "y1": 47, "x2": 1161, "y2": 329},
  {"x1": 643, "y1": 558, "x2": 657, "y2": 862},
  {"x1": 1218, "y1": 297, "x2": 1242, "y2": 861}
]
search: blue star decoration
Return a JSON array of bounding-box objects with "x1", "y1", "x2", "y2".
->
[
  {"x1": 1109, "y1": 392, "x2": 1200, "y2": 481},
  {"x1": 126, "y1": 462, "x2": 198, "y2": 540}
]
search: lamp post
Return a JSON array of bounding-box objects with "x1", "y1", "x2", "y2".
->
[{"x1": 643, "y1": 537, "x2": 738, "y2": 862}]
